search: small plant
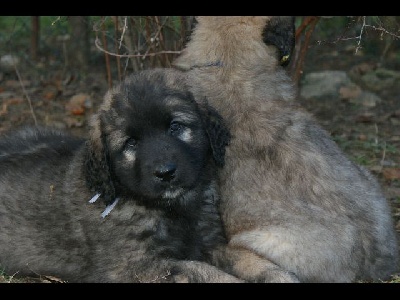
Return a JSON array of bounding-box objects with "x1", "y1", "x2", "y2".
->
[
  {"x1": 353, "y1": 155, "x2": 371, "y2": 166},
  {"x1": 0, "y1": 267, "x2": 18, "y2": 283}
]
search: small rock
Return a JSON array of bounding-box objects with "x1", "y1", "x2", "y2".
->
[{"x1": 0, "y1": 54, "x2": 19, "y2": 72}]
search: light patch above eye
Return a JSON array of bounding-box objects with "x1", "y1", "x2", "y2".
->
[
  {"x1": 165, "y1": 96, "x2": 185, "y2": 107},
  {"x1": 171, "y1": 111, "x2": 199, "y2": 124},
  {"x1": 179, "y1": 127, "x2": 193, "y2": 143},
  {"x1": 123, "y1": 149, "x2": 136, "y2": 163}
]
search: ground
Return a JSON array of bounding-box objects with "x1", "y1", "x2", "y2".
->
[{"x1": 0, "y1": 32, "x2": 399, "y2": 283}]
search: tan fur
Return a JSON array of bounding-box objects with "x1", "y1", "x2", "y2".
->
[{"x1": 173, "y1": 16, "x2": 399, "y2": 282}]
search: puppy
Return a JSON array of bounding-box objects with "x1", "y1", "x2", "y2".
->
[
  {"x1": 173, "y1": 16, "x2": 399, "y2": 282},
  {"x1": 0, "y1": 68, "x2": 241, "y2": 283},
  {"x1": 188, "y1": 16, "x2": 295, "y2": 66}
]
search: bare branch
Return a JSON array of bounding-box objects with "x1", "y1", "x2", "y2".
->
[{"x1": 94, "y1": 36, "x2": 181, "y2": 58}]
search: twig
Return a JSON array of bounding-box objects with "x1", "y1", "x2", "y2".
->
[
  {"x1": 94, "y1": 37, "x2": 181, "y2": 58},
  {"x1": 374, "y1": 123, "x2": 387, "y2": 170},
  {"x1": 292, "y1": 16, "x2": 320, "y2": 83},
  {"x1": 112, "y1": 16, "x2": 122, "y2": 81},
  {"x1": 100, "y1": 16, "x2": 112, "y2": 89},
  {"x1": 13, "y1": 63, "x2": 37, "y2": 126}
]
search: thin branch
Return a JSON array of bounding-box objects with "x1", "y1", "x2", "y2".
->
[
  {"x1": 13, "y1": 63, "x2": 37, "y2": 126},
  {"x1": 100, "y1": 17, "x2": 112, "y2": 88},
  {"x1": 94, "y1": 36, "x2": 181, "y2": 58}
]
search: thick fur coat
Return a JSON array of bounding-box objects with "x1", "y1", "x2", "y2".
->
[
  {"x1": 173, "y1": 16, "x2": 399, "y2": 282},
  {"x1": 0, "y1": 68, "x2": 241, "y2": 283}
]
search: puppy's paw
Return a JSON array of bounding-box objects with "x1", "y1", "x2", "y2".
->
[
  {"x1": 172, "y1": 261, "x2": 245, "y2": 283},
  {"x1": 256, "y1": 269, "x2": 300, "y2": 283}
]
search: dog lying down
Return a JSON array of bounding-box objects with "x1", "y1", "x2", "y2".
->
[{"x1": 0, "y1": 68, "x2": 243, "y2": 283}]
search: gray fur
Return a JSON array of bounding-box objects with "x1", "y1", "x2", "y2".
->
[
  {"x1": 173, "y1": 16, "x2": 399, "y2": 282},
  {"x1": 0, "y1": 68, "x2": 241, "y2": 283}
]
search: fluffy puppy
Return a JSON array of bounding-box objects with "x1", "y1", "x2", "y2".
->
[
  {"x1": 0, "y1": 68, "x2": 241, "y2": 283},
  {"x1": 189, "y1": 16, "x2": 295, "y2": 66},
  {"x1": 173, "y1": 16, "x2": 399, "y2": 282}
]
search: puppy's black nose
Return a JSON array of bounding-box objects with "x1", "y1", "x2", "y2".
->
[{"x1": 154, "y1": 163, "x2": 177, "y2": 181}]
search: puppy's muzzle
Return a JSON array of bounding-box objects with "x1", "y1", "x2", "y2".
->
[{"x1": 154, "y1": 162, "x2": 177, "y2": 182}]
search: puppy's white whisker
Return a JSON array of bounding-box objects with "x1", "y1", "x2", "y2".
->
[
  {"x1": 101, "y1": 198, "x2": 120, "y2": 218},
  {"x1": 89, "y1": 193, "x2": 101, "y2": 203},
  {"x1": 162, "y1": 188, "x2": 184, "y2": 199}
]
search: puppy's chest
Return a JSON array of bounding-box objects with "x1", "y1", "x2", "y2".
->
[
  {"x1": 150, "y1": 211, "x2": 206, "y2": 260},
  {"x1": 106, "y1": 200, "x2": 221, "y2": 260}
]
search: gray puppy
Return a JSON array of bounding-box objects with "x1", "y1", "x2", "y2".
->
[
  {"x1": 173, "y1": 16, "x2": 399, "y2": 282},
  {"x1": 0, "y1": 68, "x2": 241, "y2": 283}
]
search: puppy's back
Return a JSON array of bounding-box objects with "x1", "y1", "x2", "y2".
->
[{"x1": 0, "y1": 126, "x2": 83, "y2": 162}]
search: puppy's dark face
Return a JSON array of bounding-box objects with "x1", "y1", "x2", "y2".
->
[
  {"x1": 86, "y1": 70, "x2": 230, "y2": 207},
  {"x1": 108, "y1": 94, "x2": 210, "y2": 203}
]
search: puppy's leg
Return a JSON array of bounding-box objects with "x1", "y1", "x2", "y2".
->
[
  {"x1": 212, "y1": 245, "x2": 300, "y2": 283},
  {"x1": 130, "y1": 259, "x2": 244, "y2": 283},
  {"x1": 171, "y1": 260, "x2": 244, "y2": 283}
]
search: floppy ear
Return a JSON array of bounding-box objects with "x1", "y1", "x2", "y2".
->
[
  {"x1": 198, "y1": 98, "x2": 231, "y2": 167},
  {"x1": 84, "y1": 114, "x2": 117, "y2": 206},
  {"x1": 262, "y1": 16, "x2": 296, "y2": 66}
]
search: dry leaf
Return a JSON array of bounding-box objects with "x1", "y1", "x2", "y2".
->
[
  {"x1": 382, "y1": 168, "x2": 400, "y2": 180},
  {"x1": 339, "y1": 85, "x2": 361, "y2": 100},
  {"x1": 0, "y1": 103, "x2": 7, "y2": 116},
  {"x1": 43, "y1": 91, "x2": 57, "y2": 100},
  {"x1": 65, "y1": 93, "x2": 90, "y2": 115},
  {"x1": 354, "y1": 113, "x2": 374, "y2": 123},
  {"x1": 358, "y1": 134, "x2": 368, "y2": 141}
]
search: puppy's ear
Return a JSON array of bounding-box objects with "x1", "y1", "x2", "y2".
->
[
  {"x1": 199, "y1": 99, "x2": 231, "y2": 167},
  {"x1": 84, "y1": 113, "x2": 116, "y2": 206},
  {"x1": 262, "y1": 16, "x2": 296, "y2": 66}
]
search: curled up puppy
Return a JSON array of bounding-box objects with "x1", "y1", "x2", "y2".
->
[{"x1": 0, "y1": 68, "x2": 241, "y2": 283}]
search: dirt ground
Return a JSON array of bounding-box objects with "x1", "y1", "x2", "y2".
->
[
  {"x1": 0, "y1": 30, "x2": 399, "y2": 283},
  {"x1": 299, "y1": 42, "x2": 400, "y2": 239}
]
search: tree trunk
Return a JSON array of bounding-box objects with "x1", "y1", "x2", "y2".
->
[
  {"x1": 31, "y1": 16, "x2": 40, "y2": 61},
  {"x1": 68, "y1": 16, "x2": 90, "y2": 73}
]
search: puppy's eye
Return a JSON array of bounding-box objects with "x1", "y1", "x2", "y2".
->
[
  {"x1": 169, "y1": 121, "x2": 183, "y2": 136},
  {"x1": 125, "y1": 138, "x2": 138, "y2": 150}
]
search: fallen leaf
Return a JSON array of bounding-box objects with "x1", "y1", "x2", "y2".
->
[
  {"x1": 382, "y1": 168, "x2": 400, "y2": 180},
  {"x1": 4, "y1": 79, "x2": 31, "y2": 88},
  {"x1": 0, "y1": 103, "x2": 7, "y2": 116},
  {"x1": 43, "y1": 91, "x2": 57, "y2": 100},
  {"x1": 65, "y1": 93, "x2": 90, "y2": 115},
  {"x1": 354, "y1": 112, "x2": 374, "y2": 123},
  {"x1": 339, "y1": 85, "x2": 361, "y2": 100},
  {"x1": 358, "y1": 134, "x2": 368, "y2": 141}
]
